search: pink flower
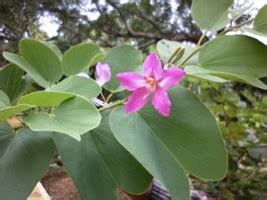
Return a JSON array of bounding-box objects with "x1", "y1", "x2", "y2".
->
[
  {"x1": 95, "y1": 62, "x2": 111, "y2": 86},
  {"x1": 116, "y1": 52, "x2": 185, "y2": 116}
]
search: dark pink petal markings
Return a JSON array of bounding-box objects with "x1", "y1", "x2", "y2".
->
[
  {"x1": 125, "y1": 87, "x2": 150, "y2": 113},
  {"x1": 116, "y1": 72, "x2": 146, "y2": 91},
  {"x1": 152, "y1": 87, "x2": 171, "y2": 117},
  {"x1": 158, "y1": 67, "x2": 186, "y2": 90},
  {"x1": 96, "y1": 62, "x2": 111, "y2": 86},
  {"x1": 143, "y1": 52, "x2": 163, "y2": 80}
]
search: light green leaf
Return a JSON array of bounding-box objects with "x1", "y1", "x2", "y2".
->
[
  {"x1": 110, "y1": 87, "x2": 227, "y2": 200},
  {"x1": 103, "y1": 45, "x2": 141, "y2": 92},
  {"x1": 3, "y1": 52, "x2": 50, "y2": 88},
  {"x1": 46, "y1": 42, "x2": 63, "y2": 59},
  {"x1": 89, "y1": 53, "x2": 106, "y2": 67},
  {"x1": 19, "y1": 39, "x2": 62, "y2": 83},
  {"x1": 50, "y1": 76, "x2": 101, "y2": 100},
  {"x1": 191, "y1": 0, "x2": 233, "y2": 32},
  {"x1": 157, "y1": 39, "x2": 198, "y2": 66},
  {"x1": 0, "y1": 90, "x2": 10, "y2": 109},
  {"x1": 0, "y1": 104, "x2": 34, "y2": 122},
  {"x1": 18, "y1": 91, "x2": 75, "y2": 107},
  {"x1": 0, "y1": 64, "x2": 28, "y2": 103},
  {"x1": 0, "y1": 123, "x2": 55, "y2": 200},
  {"x1": 254, "y1": 5, "x2": 267, "y2": 36},
  {"x1": 62, "y1": 43, "x2": 100, "y2": 75},
  {"x1": 24, "y1": 96, "x2": 101, "y2": 141},
  {"x1": 185, "y1": 66, "x2": 229, "y2": 83},
  {"x1": 199, "y1": 35, "x2": 267, "y2": 89},
  {"x1": 53, "y1": 111, "x2": 152, "y2": 200}
]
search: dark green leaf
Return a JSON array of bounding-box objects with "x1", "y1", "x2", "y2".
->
[
  {"x1": 0, "y1": 123, "x2": 55, "y2": 200},
  {"x1": 191, "y1": 0, "x2": 233, "y2": 31},
  {"x1": 110, "y1": 87, "x2": 227, "y2": 200},
  {"x1": 53, "y1": 111, "x2": 152, "y2": 200},
  {"x1": 0, "y1": 64, "x2": 28, "y2": 103},
  {"x1": 199, "y1": 35, "x2": 267, "y2": 89}
]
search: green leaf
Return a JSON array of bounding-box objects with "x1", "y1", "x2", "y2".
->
[
  {"x1": 110, "y1": 87, "x2": 227, "y2": 200},
  {"x1": 49, "y1": 76, "x2": 101, "y2": 100},
  {"x1": 191, "y1": 0, "x2": 233, "y2": 32},
  {"x1": 89, "y1": 53, "x2": 106, "y2": 67},
  {"x1": 0, "y1": 64, "x2": 28, "y2": 103},
  {"x1": 199, "y1": 35, "x2": 267, "y2": 90},
  {"x1": 0, "y1": 123, "x2": 55, "y2": 200},
  {"x1": 24, "y1": 96, "x2": 101, "y2": 141},
  {"x1": 103, "y1": 45, "x2": 141, "y2": 92},
  {"x1": 0, "y1": 104, "x2": 34, "y2": 122},
  {"x1": 157, "y1": 39, "x2": 198, "y2": 66},
  {"x1": 185, "y1": 66, "x2": 229, "y2": 83},
  {"x1": 254, "y1": 5, "x2": 267, "y2": 36},
  {"x1": 62, "y1": 43, "x2": 100, "y2": 75},
  {"x1": 46, "y1": 42, "x2": 63, "y2": 59},
  {"x1": 53, "y1": 111, "x2": 152, "y2": 200},
  {"x1": 18, "y1": 91, "x2": 75, "y2": 107},
  {"x1": 0, "y1": 90, "x2": 10, "y2": 109},
  {"x1": 3, "y1": 52, "x2": 50, "y2": 88},
  {"x1": 19, "y1": 39, "x2": 62, "y2": 83}
]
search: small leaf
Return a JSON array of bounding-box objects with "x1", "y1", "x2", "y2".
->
[
  {"x1": 62, "y1": 43, "x2": 100, "y2": 75},
  {"x1": 191, "y1": 0, "x2": 233, "y2": 32},
  {"x1": 0, "y1": 104, "x2": 34, "y2": 122},
  {"x1": 24, "y1": 96, "x2": 101, "y2": 141},
  {"x1": 254, "y1": 5, "x2": 267, "y2": 36},
  {"x1": 18, "y1": 91, "x2": 75, "y2": 107},
  {"x1": 199, "y1": 35, "x2": 267, "y2": 89},
  {"x1": 103, "y1": 45, "x2": 141, "y2": 92},
  {"x1": 0, "y1": 90, "x2": 10, "y2": 109},
  {"x1": 3, "y1": 52, "x2": 49, "y2": 88},
  {"x1": 53, "y1": 111, "x2": 152, "y2": 200},
  {"x1": 0, "y1": 123, "x2": 55, "y2": 200},
  {"x1": 0, "y1": 64, "x2": 28, "y2": 103},
  {"x1": 19, "y1": 39, "x2": 62, "y2": 83},
  {"x1": 110, "y1": 87, "x2": 227, "y2": 200},
  {"x1": 50, "y1": 76, "x2": 101, "y2": 100}
]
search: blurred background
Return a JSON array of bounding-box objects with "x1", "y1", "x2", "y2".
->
[{"x1": 1, "y1": 0, "x2": 267, "y2": 199}]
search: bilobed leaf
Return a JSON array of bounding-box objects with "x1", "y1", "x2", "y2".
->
[
  {"x1": 62, "y1": 43, "x2": 100, "y2": 75},
  {"x1": 46, "y1": 42, "x2": 63, "y2": 59},
  {"x1": 103, "y1": 45, "x2": 141, "y2": 92},
  {"x1": 254, "y1": 5, "x2": 267, "y2": 36},
  {"x1": 191, "y1": 0, "x2": 233, "y2": 32},
  {"x1": 18, "y1": 91, "x2": 75, "y2": 107},
  {"x1": 0, "y1": 104, "x2": 34, "y2": 122},
  {"x1": 0, "y1": 64, "x2": 28, "y2": 103},
  {"x1": 19, "y1": 39, "x2": 62, "y2": 83},
  {"x1": 199, "y1": 35, "x2": 267, "y2": 89},
  {"x1": 3, "y1": 52, "x2": 50, "y2": 88},
  {"x1": 0, "y1": 123, "x2": 55, "y2": 200},
  {"x1": 53, "y1": 111, "x2": 152, "y2": 200},
  {"x1": 24, "y1": 96, "x2": 101, "y2": 141},
  {"x1": 50, "y1": 76, "x2": 101, "y2": 100},
  {"x1": 110, "y1": 87, "x2": 227, "y2": 200}
]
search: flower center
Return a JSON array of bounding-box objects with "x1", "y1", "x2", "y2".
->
[{"x1": 146, "y1": 77, "x2": 157, "y2": 91}]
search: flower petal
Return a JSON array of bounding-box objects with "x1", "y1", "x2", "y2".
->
[
  {"x1": 125, "y1": 87, "x2": 150, "y2": 114},
  {"x1": 116, "y1": 72, "x2": 146, "y2": 91},
  {"x1": 143, "y1": 52, "x2": 163, "y2": 80},
  {"x1": 152, "y1": 87, "x2": 171, "y2": 117},
  {"x1": 158, "y1": 67, "x2": 185, "y2": 90},
  {"x1": 96, "y1": 63, "x2": 111, "y2": 86}
]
